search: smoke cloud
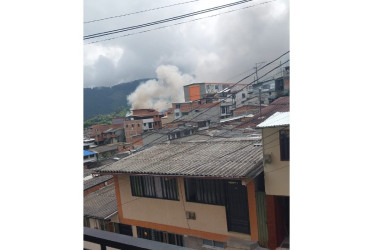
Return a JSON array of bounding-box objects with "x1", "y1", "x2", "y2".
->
[{"x1": 127, "y1": 65, "x2": 195, "y2": 111}]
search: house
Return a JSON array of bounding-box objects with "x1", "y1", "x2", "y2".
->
[
  {"x1": 84, "y1": 137, "x2": 96, "y2": 150},
  {"x1": 179, "y1": 106, "x2": 221, "y2": 129},
  {"x1": 84, "y1": 150, "x2": 98, "y2": 166},
  {"x1": 124, "y1": 108, "x2": 163, "y2": 147},
  {"x1": 96, "y1": 138, "x2": 268, "y2": 249},
  {"x1": 172, "y1": 100, "x2": 217, "y2": 120},
  {"x1": 84, "y1": 173, "x2": 114, "y2": 196},
  {"x1": 161, "y1": 108, "x2": 175, "y2": 126},
  {"x1": 84, "y1": 182, "x2": 124, "y2": 234},
  {"x1": 183, "y1": 82, "x2": 246, "y2": 102},
  {"x1": 101, "y1": 127, "x2": 125, "y2": 144},
  {"x1": 87, "y1": 124, "x2": 124, "y2": 146},
  {"x1": 90, "y1": 143, "x2": 126, "y2": 159},
  {"x1": 237, "y1": 96, "x2": 289, "y2": 129},
  {"x1": 234, "y1": 66, "x2": 290, "y2": 107},
  {"x1": 257, "y1": 112, "x2": 290, "y2": 250},
  {"x1": 141, "y1": 125, "x2": 198, "y2": 148}
]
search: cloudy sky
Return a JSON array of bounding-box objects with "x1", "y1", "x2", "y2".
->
[{"x1": 83, "y1": 0, "x2": 289, "y2": 88}]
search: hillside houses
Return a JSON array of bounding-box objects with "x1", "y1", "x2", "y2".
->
[{"x1": 83, "y1": 70, "x2": 290, "y2": 249}]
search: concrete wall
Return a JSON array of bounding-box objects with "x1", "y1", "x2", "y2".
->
[
  {"x1": 262, "y1": 126, "x2": 289, "y2": 196},
  {"x1": 117, "y1": 175, "x2": 252, "y2": 241}
]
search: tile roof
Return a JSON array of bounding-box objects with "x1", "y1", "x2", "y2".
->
[
  {"x1": 257, "y1": 112, "x2": 290, "y2": 128},
  {"x1": 84, "y1": 183, "x2": 117, "y2": 219},
  {"x1": 99, "y1": 139, "x2": 263, "y2": 179}
]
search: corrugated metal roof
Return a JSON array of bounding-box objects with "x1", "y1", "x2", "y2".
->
[
  {"x1": 84, "y1": 175, "x2": 113, "y2": 190},
  {"x1": 84, "y1": 183, "x2": 117, "y2": 219},
  {"x1": 238, "y1": 96, "x2": 289, "y2": 129},
  {"x1": 99, "y1": 139, "x2": 263, "y2": 179},
  {"x1": 179, "y1": 106, "x2": 220, "y2": 123},
  {"x1": 84, "y1": 150, "x2": 97, "y2": 157},
  {"x1": 257, "y1": 112, "x2": 289, "y2": 128}
]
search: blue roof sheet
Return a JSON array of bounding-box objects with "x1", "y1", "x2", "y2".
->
[{"x1": 84, "y1": 150, "x2": 97, "y2": 157}]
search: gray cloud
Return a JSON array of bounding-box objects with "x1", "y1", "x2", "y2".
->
[{"x1": 84, "y1": 0, "x2": 289, "y2": 87}]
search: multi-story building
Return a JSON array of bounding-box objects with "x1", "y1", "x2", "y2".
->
[
  {"x1": 124, "y1": 109, "x2": 163, "y2": 148},
  {"x1": 84, "y1": 150, "x2": 98, "y2": 167},
  {"x1": 87, "y1": 124, "x2": 124, "y2": 146},
  {"x1": 183, "y1": 82, "x2": 246, "y2": 102},
  {"x1": 257, "y1": 112, "x2": 290, "y2": 250},
  {"x1": 97, "y1": 138, "x2": 268, "y2": 249}
]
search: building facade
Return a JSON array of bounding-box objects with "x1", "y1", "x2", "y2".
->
[
  {"x1": 257, "y1": 112, "x2": 290, "y2": 250},
  {"x1": 98, "y1": 139, "x2": 267, "y2": 249}
]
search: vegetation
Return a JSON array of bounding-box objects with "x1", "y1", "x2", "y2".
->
[
  {"x1": 84, "y1": 78, "x2": 153, "y2": 120},
  {"x1": 84, "y1": 106, "x2": 129, "y2": 128}
]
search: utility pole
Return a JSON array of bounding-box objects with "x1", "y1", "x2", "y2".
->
[{"x1": 259, "y1": 87, "x2": 262, "y2": 116}]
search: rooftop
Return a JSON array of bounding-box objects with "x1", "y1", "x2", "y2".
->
[
  {"x1": 179, "y1": 106, "x2": 220, "y2": 123},
  {"x1": 84, "y1": 174, "x2": 113, "y2": 191},
  {"x1": 91, "y1": 143, "x2": 121, "y2": 154},
  {"x1": 84, "y1": 183, "x2": 117, "y2": 219},
  {"x1": 98, "y1": 138, "x2": 263, "y2": 179},
  {"x1": 257, "y1": 112, "x2": 290, "y2": 128},
  {"x1": 238, "y1": 96, "x2": 289, "y2": 128},
  {"x1": 84, "y1": 150, "x2": 97, "y2": 157}
]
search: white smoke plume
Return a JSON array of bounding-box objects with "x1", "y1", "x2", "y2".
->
[{"x1": 127, "y1": 65, "x2": 195, "y2": 111}]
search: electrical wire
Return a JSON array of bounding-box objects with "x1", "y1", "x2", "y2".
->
[
  {"x1": 84, "y1": 0, "x2": 276, "y2": 44},
  {"x1": 84, "y1": 0, "x2": 254, "y2": 40},
  {"x1": 84, "y1": 0, "x2": 203, "y2": 24},
  {"x1": 135, "y1": 56, "x2": 289, "y2": 151},
  {"x1": 116, "y1": 54, "x2": 288, "y2": 151}
]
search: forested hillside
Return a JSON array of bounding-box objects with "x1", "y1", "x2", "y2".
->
[{"x1": 84, "y1": 79, "x2": 152, "y2": 120}]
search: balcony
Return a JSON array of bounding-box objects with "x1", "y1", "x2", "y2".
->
[{"x1": 84, "y1": 227, "x2": 190, "y2": 250}]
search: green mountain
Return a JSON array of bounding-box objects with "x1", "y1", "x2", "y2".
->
[{"x1": 84, "y1": 79, "x2": 152, "y2": 121}]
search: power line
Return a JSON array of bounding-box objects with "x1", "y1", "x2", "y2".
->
[
  {"x1": 136, "y1": 56, "x2": 289, "y2": 151},
  {"x1": 134, "y1": 53, "x2": 289, "y2": 150},
  {"x1": 84, "y1": 0, "x2": 276, "y2": 44},
  {"x1": 84, "y1": 0, "x2": 202, "y2": 24},
  {"x1": 84, "y1": 0, "x2": 254, "y2": 40}
]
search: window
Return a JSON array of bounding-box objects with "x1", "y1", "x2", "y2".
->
[
  {"x1": 126, "y1": 124, "x2": 128, "y2": 128},
  {"x1": 144, "y1": 123, "x2": 146, "y2": 126},
  {"x1": 130, "y1": 176, "x2": 179, "y2": 200},
  {"x1": 202, "y1": 239, "x2": 224, "y2": 249},
  {"x1": 175, "y1": 112, "x2": 180, "y2": 117},
  {"x1": 137, "y1": 124, "x2": 140, "y2": 127},
  {"x1": 148, "y1": 123, "x2": 153, "y2": 128},
  {"x1": 137, "y1": 227, "x2": 184, "y2": 246},
  {"x1": 221, "y1": 107, "x2": 226, "y2": 114},
  {"x1": 176, "y1": 104, "x2": 181, "y2": 109},
  {"x1": 182, "y1": 112, "x2": 189, "y2": 116},
  {"x1": 242, "y1": 93, "x2": 246, "y2": 98},
  {"x1": 279, "y1": 129, "x2": 290, "y2": 161},
  {"x1": 184, "y1": 178, "x2": 226, "y2": 205}
]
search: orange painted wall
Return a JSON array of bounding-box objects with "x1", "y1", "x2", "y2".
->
[
  {"x1": 189, "y1": 85, "x2": 201, "y2": 101},
  {"x1": 247, "y1": 181, "x2": 259, "y2": 241}
]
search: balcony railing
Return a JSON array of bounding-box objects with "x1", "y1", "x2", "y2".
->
[{"x1": 84, "y1": 227, "x2": 191, "y2": 250}]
